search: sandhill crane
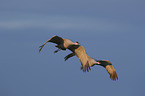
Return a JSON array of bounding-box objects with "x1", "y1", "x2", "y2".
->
[
  {"x1": 39, "y1": 35, "x2": 79, "y2": 53},
  {"x1": 39, "y1": 35, "x2": 118, "y2": 81},
  {"x1": 65, "y1": 45, "x2": 118, "y2": 80}
]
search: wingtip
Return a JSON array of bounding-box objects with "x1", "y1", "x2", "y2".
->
[
  {"x1": 80, "y1": 63, "x2": 91, "y2": 72},
  {"x1": 110, "y1": 71, "x2": 118, "y2": 81},
  {"x1": 39, "y1": 49, "x2": 41, "y2": 53},
  {"x1": 39, "y1": 44, "x2": 45, "y2": 53},
  {"x1": 39, "y1": 48, "x2": 41, "y2": 53},
  {"x1": 105, "y1": 65, "x2": 118, "y2": 81}
]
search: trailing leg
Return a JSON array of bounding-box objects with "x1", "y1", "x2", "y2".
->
[{"x1": 54, "y1": 48, "x2": 61, "y2": 53}]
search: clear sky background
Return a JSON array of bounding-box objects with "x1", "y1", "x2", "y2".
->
[{"x1": 0, "y1": 0, "x2": 145, "y2": 96}]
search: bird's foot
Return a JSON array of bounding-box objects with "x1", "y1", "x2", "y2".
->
[
  {"x1": 54, "y1": 50, "x2": 58, "y2": 53},
  {"x1": 54, "y1": 49, "x2": 61, "y2": 53}
]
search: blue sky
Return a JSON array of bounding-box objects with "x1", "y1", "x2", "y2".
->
[{"x1": 0, "y1": 0, "x2": 145, "y2": 96}]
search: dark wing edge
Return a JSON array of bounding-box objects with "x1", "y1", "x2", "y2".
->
[
  {"x1": 39, "y1": 35, "x2": 63, "y2": 53},
  {"x1": 48, "y1": 35, "x2": 63, "y2": 44}
]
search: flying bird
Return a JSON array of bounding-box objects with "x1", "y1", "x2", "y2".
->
[
  {"x1": 65, "y1": 45, "x2": 118, "y2": 80},
  {"x1": 39, "y1": 35, "x2": 118, "y2": 81},
  {"x1": 39, "y1": 35, "x2": 79, "y2": 53}
]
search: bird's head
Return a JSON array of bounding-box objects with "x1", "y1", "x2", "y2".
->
[{"x1": 74, "y1": 41, "x2": 80, "y2": 45}]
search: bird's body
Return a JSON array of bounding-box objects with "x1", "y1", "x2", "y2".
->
[{"x1": 39, "y1": 35, "x2": 118, "y2": 81}]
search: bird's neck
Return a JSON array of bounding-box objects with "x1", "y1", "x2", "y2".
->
[{"x1": 95, "y1": 60, "x2": 112, "y2": 68}]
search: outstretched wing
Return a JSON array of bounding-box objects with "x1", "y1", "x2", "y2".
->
[
  {"x1": 105, "y1": 64, "x2": 118, "y2": 80},
  {"x1": 48, "y1": 35, "x2": 64, "y2": 44},
  {"x1": 95, "y1": 60, "x2": 118, "y2": 81},
  {"x1": 72, "y1": 46, "x2": 92, "y2": 72},
  {"x1": 39, "y1": 35, "x2": 64, "y2": 52}
]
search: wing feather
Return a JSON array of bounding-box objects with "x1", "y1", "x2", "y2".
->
[
  {"x1": 105, "y1": 65, "x2": 118, "y2": 80},
  {"x1": 39, "y1": 35, "x2": 64, "y2": 52},
  {"x1": 74, "y1": 46, "x2": 92, "y2": 72},
  {"x1": 68, "y1": 45, "x2": 98, "y2": 72},
  {"x1": 48, "y1": 35, "x2": 64, "y2": 44}
]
